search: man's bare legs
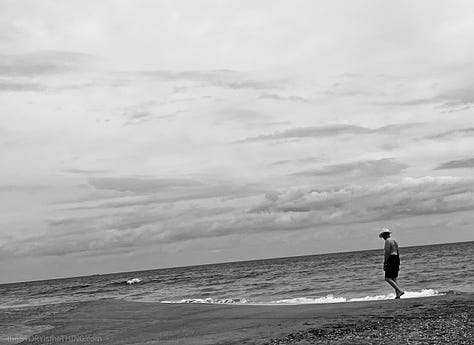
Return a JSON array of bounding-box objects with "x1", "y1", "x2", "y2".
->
[{"x1": 385, "y1": 277, "x2": 404, "y2": 298}]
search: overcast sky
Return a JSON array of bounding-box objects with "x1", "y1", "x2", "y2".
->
[{"x1": 1, "y1": 0, "x2": 474, "y2": 283}]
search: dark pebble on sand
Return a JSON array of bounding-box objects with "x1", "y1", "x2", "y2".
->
[{"x1": 264, "y1": 298, "x2": 473, "y2": 345}]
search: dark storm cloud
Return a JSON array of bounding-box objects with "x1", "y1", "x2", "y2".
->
[
  {"x1": 435, "y1": 158, "x2": 474, "y2": 170},
  {"x1": 292, "y1": 158, "x2": 409, "y2": 177}
]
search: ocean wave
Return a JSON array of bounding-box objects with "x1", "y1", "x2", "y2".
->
[
  {"x1": 272, "y1": 289, "x2": 442, "y2": 304},
  {"x1": 161, "y1": 289, "x2": 442, "y2": 305},
  {"x1": 162, "y1": 297, "x2": 248, "y2": 304},
  {"x1": 73, "y1": 287, "x2": 118, "y2": 295},
  {"x1": 126, "y1": 278, "x2": 141, "y2": 285},
  {"x1": 441, "y1": 289, "x2": 464, "y2": 295},
  {"x1": 107, "y1": 278, "x2": 143, "y2": 286},
  {"x1": 29, "y1": 284, "x2": 92, "y2": 296}
]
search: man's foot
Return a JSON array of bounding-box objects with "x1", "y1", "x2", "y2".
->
[{"x1": 395, "y1": 291, "x2": 405, "y2": 299}]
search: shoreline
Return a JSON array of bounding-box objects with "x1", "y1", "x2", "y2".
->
[{"x1": 9, "y1": 292, "x2": 472, "y2": 345}]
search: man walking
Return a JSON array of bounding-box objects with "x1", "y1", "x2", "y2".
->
[{"x1": 379, "y1": 228, "x2": 404, "y2": 299}]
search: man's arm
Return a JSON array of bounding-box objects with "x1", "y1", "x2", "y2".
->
[{"x1": 383, "y1": 240, "x2": 391, "y2": 270}]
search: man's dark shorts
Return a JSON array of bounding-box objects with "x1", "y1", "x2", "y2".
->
[{"x1": 385, "y1": 255, "x2": 400, "y2": 278}]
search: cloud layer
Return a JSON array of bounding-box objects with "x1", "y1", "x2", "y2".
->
[
  {"x1": 435, "y1": 158, "x2": 474, "y2": 170},
  {"x1": 3, "y1": 176, "x2": 473, "y2": 260}
]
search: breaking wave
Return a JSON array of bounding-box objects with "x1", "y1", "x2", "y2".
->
[
  {"x1": 272, "y1": 289, "x2": 442, "y2": 304},
  {"x1": 162, "y1": 298, "x2": 248, "y2": 304},
  {"x1": 161, "y1": 289, "x2": 443, "y2": 304}
]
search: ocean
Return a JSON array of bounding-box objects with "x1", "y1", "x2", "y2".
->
[
  {"x1": 1, "y1": 241, "x2": 473, "y2": 342},
  {"x1": 1, "y1": 241, "x2": 473, "y2": 307}
]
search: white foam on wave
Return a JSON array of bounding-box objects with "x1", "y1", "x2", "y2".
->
[
  {"x1": 126, "y1": 278, "x2": 141, "y2": 285},
  {"x1": 273, "y1": 289, "x2": 442, "y2": 304},
  {"x1": 162, "y1": 297, "x2": 248, "y2": 304},
  {"x1": 161, "y1": 289, "x2": 443, "y2": 305}
]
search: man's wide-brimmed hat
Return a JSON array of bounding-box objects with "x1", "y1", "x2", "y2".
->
[{"x1": 379, "y1": 228, "x2": 391, "y2": 238}]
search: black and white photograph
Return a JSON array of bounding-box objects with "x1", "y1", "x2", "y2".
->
[{"x1": 0, "y1": 1, "x2": 473, "y2": 344}]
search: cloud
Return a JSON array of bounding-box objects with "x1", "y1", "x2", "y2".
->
[
  {"x1": 56, "y1": 176, "x2": 266, "y2": 212},
  {"x1": 268, "y1": 156, "x2": 324, "y2": 167},
  {"x1": 292, "y1": 158, "x2": 409, "y2": 177},
  {"x1": 62, "y1": 168, "x2": 109, "y2": 175},
  {"x1": 211, "y1": 108, "x2": 291, "y2": 130},
  {"x1": 14, "y1": 205, "x2": 306, "y2": 257},
  {"x1": 124, "y1": 109, "x2": 183, "y2": 125},
  {"x1": 10, "y1": 200, "x2": 242, "y2": 257},
  {"x1": 15, "y1": 230, "x2": 144, "y2": 257},
  {"x1": 0, "y1": 79, "x2": 96, "y2": 93},
  {"x1": 249, "y1": 176, "x2": 474, "y2": 222},
  {"x1": 52, "y1": 176, "x2": 474, "y2": 255},
  {"x1": 239, "y1": 123, "x2": 420, "y2": 143},
  {"x1": 0, "y1": 51, "x2": 97, "y2": 76},
  {"x1": 441, "y1": 86, "x2": 474, "y2": 109},
  {"x1": 0, "y1": 81, "x2": 44, "y2": 92},
  {"x1": 388, "y1": 85, "x2": 474, "y2": 112},
  {"x1": 2, "y1": 177, "x2": 268, "y2": 257},
  {"x1": 0, "y1": 184, "x2": 46, "y2": 193},
  {"x1": 435, "y1": 158, "x2": 474, "y2": 170},
  {"x1": 241, "y1": 124, "x2": 372, "y2": 143},
  {"x1": 68, "y1": 181, "x2": 264, "y2": 210},
  {"x1": 88, "y1": 176, "x2": 203, "y2": 194},
  {"x1": 129, "y1": 70, "x2": 281, "y2": 90},
  {"x1": 48, "y1": 204, "x2": 235, "y2": 235},
  {"x1": 4, "y1": 175, "x2": 474, "y2": 258},
  {"x1": 214, "y1": 80, "x2": 271, "y2": 90},
  {"x1": 259, "y1": 93, "x2": 308, "y2": 103},
  {"x1": 124, "y1": 109, "x2": 154, "y2": 123},
  {"x1": 213, "y1": 108, "x2": 269, "y2": 125},
  {"x1": 426, "y1": 128, "x2": 474, "y2": 140},
  {"x1": 323, "y1": 83, "x2": 366, "y2": 97}
]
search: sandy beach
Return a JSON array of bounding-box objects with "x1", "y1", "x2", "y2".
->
[{"x1": 12, "y1": 292, "x2": 472, "y2": 345}]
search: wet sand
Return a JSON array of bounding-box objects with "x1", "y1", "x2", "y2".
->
[{"x1": 15, "y1": 293, "x2": 473, "y2": 345}]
